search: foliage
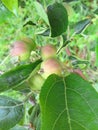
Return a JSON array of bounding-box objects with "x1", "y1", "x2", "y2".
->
[
  {"x1": 0, "y1": 0, "x2": 98, "y2": 130},
  {"x1": 40, "y1": 74, "x2": 98, "y2": 130}
]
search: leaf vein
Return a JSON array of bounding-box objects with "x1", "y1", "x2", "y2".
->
[
  {"x1": 67, "y1": 88, "x2": 98, "y2": 119},
  {"x1": 71, "y1": 119, "x2": 89, "y2": 130},
  {"x1": 63, "y1": 78, "x2": 72, "y2": 130}
]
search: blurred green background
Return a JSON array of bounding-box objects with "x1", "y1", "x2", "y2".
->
[{"x1": 0, "y1": 0, "x2": 98, "y2": 77}]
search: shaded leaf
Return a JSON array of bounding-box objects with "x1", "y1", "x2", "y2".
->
[
  {"x1": 47, "y1": 2, "x2": 68, "y2": 37},
  {"x1": 40, "y1": 74, "x2": 98, "y2": 130},
  {"x1": 18, "y1": 0, "x2": 26, "y2": 8},
  {"x1": 1, "y1": 0, "x2": 18, "y2": 15},
  {"x1": 23, "y1": 21, "x2": 36, "y2": 27},
  {"x1": 94, "y1": 8, "x2": 98, "y2": 15},
  {"x1": 57, "y1": 35, "x2": 71, "y2": 54},
  {"x1": 0, "y1": 59, "x2": 42, "y2": 92},
  {"x1": 68, "y1": 55, "x2": 89, "y2": 66},
  {"x1": 29, "y1": 104, "x2": 40, "y2": 128},
  {"x1": 37, "y1": 29, "x2": 50, "y2": 36},
  {"x1": 74, "y1": 19, "x2": 92, "y2": 34},
  {"x1": 63, "y1": 0, "x2": 78, "y2": 2},
  {"x1": 33, "y1": 1, "x2": 49, "y2": 25},
  {"x1": 0, "y1": 95, "x2": 24, "y2": 130},
  {"x1": 10, "y1": 125, "x2": 27, "y2": 130},
  {"x1": 36, "y1": 114, "x2": 41, "y2": 130}
]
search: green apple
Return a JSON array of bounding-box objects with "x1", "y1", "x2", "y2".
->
[
  {"x1": 28, "y1": 73, "x2": 45, "y2": 90},
  {"x1": 41, "y1": 44, "x2": 57, "y2": 60},
  {"x1": 41, "y1": 58, "x2": 62, "y2": 79}
]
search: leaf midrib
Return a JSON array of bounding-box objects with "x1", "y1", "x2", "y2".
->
[
  {"x1": 44, "y1": 77, "x2": 72, "y2": 130},
  {"x1": 63, "y1": 78, "x2": 72, "y2": 130}
]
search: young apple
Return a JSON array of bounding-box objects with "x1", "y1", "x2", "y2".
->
[
  {"x1": 41, "y1": 58, "x2": 62, "y2": 79},
  {"x1": 28, "y1": 73, "x2": 45, "y2": 90},
  {"x1": 10, "y1": 38, "x2": 35, "y2": 61},
  {"x1": 41, "y1": 44, "x2": 57, "y2": 60}
]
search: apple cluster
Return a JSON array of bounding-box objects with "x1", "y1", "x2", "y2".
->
[
  {"x1": 28, "y1": 44, "x2": 62, "y2": 90},
  {"x1": 40, "y1": 44, "x2": 62, "y2": 79},
  {"x1": 10, "y1": 41, "x2": 62, "y2": 90}
]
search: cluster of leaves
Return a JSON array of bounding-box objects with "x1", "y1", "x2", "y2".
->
[{"x1": 0, "y1": 0, "x2": 98, "y2": 130}]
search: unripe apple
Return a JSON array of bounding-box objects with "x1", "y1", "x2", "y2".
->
[
  {"x1": 21, "y1": 37, "x2": 36, "y2": 50},
  {"x1": 41, "y1": 44, "x2": 57, "y2": 59},
  {"x1": 10, "y1": 38, "x2": 35, "y2": 61},
  {"x1": 41, "y1": 58, "x2": 62, "y2": 79},
  {"x1": 28, "y1": 73, "x2": 45, "y2": 90}
]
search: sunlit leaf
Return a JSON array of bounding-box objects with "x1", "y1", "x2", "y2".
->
[
  {"x1": 1, "y1": 0, "x2": 18, "y2": 15},
  {"x1": 0, "y1": 3, "x2": 13, "y2": 24},
  {"x1": 33, "y1": 1, "x2": 49, "y2": 25},
  {"x1": 63, "y1": 2, "x2": 75, "y2": 20}
]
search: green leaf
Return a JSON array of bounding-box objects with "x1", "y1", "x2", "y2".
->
[
  {"x1": 74, "y1": 19, "x2": 91, "y2": 34},
  {"x1": 0, "y1": 2, "x2": 13, "y2": 24},
  {"x1": 33, "y1": 1, "x2": 49, "y2": 25},
  {"x1": 36, "y1": 114, "x2": 41, "y2": 130},
  {"x1": 29, "y1": 104, "x2": 40, "y2": 129},
  {"x1": 68, "y1": 55, "x2": 89, "y2": 67},
  {"x1": 37, "y1": 29, "x2": 50, "y2": 36},
  {"x1": 95, "y1": 41, "x2": 98, "y2": 66},
  {"x1": 0, "y1": 95, "x2": 24, "y2": 130},
  {"x1": 47, "y1": 2, "x2": 68, "y2": 37},
  {"x1": 94, "y1": 8, "x2": 98, "y2": 15},
  {"x1": 1, "y1": 0, "x2": 18, "y2": 15},
  {"x1": 40, "y1": 74, "x2": 98, "y2": 130},
  {"x1": 63, "y1": 0, "x2": 78, "y2": 2},
  {"x1": 10, "y1": 125, "x2": 27, "y2": 130},
  {"x1": 23, "y1": 21, "x2": 37, "y2": 27},
  {"x1": 0, "y1": 59, "x2": 42, "y2": 92}
]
